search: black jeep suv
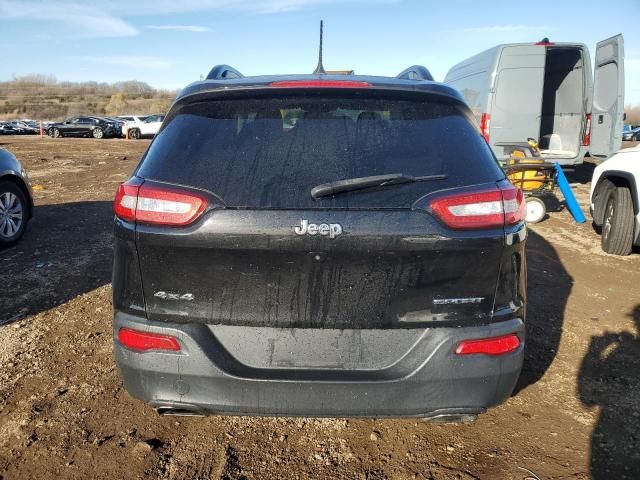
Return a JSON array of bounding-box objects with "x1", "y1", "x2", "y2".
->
[{"x1": 112, "y1": 65, "x2": 527, "y2": 421}]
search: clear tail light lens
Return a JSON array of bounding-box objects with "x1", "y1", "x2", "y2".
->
[
  {"x1": 429, "y1": 185, "x2": 525, "y2": 230},
  {"x1": 114, "y1": 180, "x2": 208, "y2": 226}
]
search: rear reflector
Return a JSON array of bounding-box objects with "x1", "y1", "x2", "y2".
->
[
  {"x1": 582, "y1": 113, "x2": 592, "y2": 146},
  {"x1": 270, "y1": 80, "x2": 371, "y2": 89},
  {"x1": 479, "y1": 113, "x2": 491, "y2": 142},
  {"x1": 114, "y1": 180, "x2": 208, "y2": 226},
  {"x1": 118, "y1": 328, "x2": 181, "y2": 352},
  {"x1": 455, "y1": 334, "x2": 520, "y2": 356},
  {"x1": 429, "y1": 185, "x2": 525, "y2": 230}
]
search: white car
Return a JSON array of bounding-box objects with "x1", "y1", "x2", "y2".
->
[
  {"x1": 123, "y1": 114, "x2": 165, "y2": 139},
  {"x1": 590, "y1": 145, "x2": 640, "y2": 255},
  {"x1": 118, "y1": 115, "x2": 147, "y2": 139}
]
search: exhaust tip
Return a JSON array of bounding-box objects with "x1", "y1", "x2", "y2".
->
[
  {"x1": 423, "y1": 414, "x2": 478, "y2": 424},
  {"x1": 156, "y1": 406, "x2": 205, "y2": 417}
]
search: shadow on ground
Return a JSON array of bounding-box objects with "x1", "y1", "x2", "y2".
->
[
  {"x1": 0, "y1": 201, "x2": 113, "y2": 324},
  {"x1": 578, "y1": 304, "x2": 640, "y2": 479},
  {"x1": 564, "y1": 160, "x2": 596, "y2": 185},
  {"x1": 514, "y1": 229, "x2": 573, "y2": 394}
]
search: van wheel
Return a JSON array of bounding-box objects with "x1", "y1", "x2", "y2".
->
[
  {"x1": 525, "y1": 197, "x2": 546, "y2": 224},
  {"x1": 601, "y1": 186, "x2": 634, "y2": 255}
]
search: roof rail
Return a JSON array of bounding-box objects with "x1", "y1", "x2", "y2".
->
[
  {"x1": 206, "y1": 65, "x2": 244, "y2": 80},
  {"x1": 396, "y1": 65, "x2": 434, "y2": 81}
]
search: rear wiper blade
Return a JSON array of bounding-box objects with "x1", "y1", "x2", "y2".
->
[{"x1": 310, "y1": 173, "x2": 447, "y2": 199}]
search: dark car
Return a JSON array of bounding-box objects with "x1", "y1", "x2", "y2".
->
[
  {"x1": 48, "y1": 116, "x2": 118, "y2": 139},
  {"x1": 0, "y1": 123, "x2": 16, "y2": 135},
  {"x1": 112, "y1": 65, "x2": 527, "y2": 421},
  {"x1": 9, "y1": 121, "x2": 39, "y2": 135},
  {"x1": 622, "y1": 126, "x2": 640, "y2": 141},
  {"x1": 104, "y1": 117, "x2": 126, "y2": 137},
  {"x1": 0, "y1": 122, "x2": 27, "y2": 135},
  {"x1": 0, "y1": 148, "x2": 33, "y2": 246}
]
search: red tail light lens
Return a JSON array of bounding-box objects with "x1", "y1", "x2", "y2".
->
[
  {"x1": 479, "y1": 113, "x2": 491, "y2": 142},
  {"x1": 455, "y1": 333, "x2": 520, "y2": 356},
  {"x1": 429, "y1": 185, "x2": 525, "y2": 230},
  {"x1": 270, "y1": 80, "x2": 371, "y2": 89},
  {"x1": 113, "y1": 182, "x2": 139, "y2": 222},
  {"x1": 114, "y1": 180, "x2": 208, "y2": 226},
  {"x1": 582, "y1": 113, "x2": 592, "y2": 146},
  {"x1": 118, "y1": 328, "x2": 181, "y2": 352}
]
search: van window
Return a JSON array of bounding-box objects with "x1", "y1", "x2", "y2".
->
[{"x1": 137, "y1": 96, "x2": 504, "y2": 209}]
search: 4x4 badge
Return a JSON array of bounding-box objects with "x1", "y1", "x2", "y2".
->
[
  {"x1": 154, "y1": 291, "x2": 194, "y2": 301},
  {"x1": 294, "y1": 219, "x2": 342, "y2": 239}
]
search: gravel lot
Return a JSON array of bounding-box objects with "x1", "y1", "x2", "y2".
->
[{"x1": 1, "y1": 136, "x2": 639, "y2": 480}]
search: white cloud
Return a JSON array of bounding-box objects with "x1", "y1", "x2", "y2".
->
[
  {"x1": 0, "y1": 0, "x2": 397, "y2": 39},
  {"x1": 87, "y1": 56, "x2": 173, "y2": 69},
  {"x1": 0, "y1": 0, "x2": 138, "y2": 37},
  {"x1": 103, "y1": 0, "x2": 399, "y2": 16},
  {"x1": 145, "y1": 24, "x2": 210, "y2": 32}
]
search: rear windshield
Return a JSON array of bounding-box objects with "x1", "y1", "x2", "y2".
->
[{"x1": 136, "y1": 95, "x2": 503, "y2": 208}]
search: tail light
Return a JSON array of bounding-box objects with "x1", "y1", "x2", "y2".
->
[
  {"x1": 479, "y1": 113, "x2": 491, "y2": 142},
  {"x1": 582, "y1": 113, "x2": 592, "y2": 146},
  {"x1": 118, "y1": 328, "x2": 181, "y2": 352},
  {"x1": 114, "y1": 179, "x2": 208, "y2": 226},
  {"x1": 455, "y1": 333, "x2": 520, "y2": 356},
  {"x1": 429, "y1": 185, "x2": 525, "y2": 230}
]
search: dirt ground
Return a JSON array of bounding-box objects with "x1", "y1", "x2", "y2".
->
[{"x1": 1, "y1": 136, "x2": 639, "y2": 480}]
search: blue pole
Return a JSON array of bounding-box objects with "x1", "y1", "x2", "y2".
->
[{"x1": 555, "y1": 163, "x2": 586, "y2": 223}]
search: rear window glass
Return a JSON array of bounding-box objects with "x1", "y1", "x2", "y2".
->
[{"x1": 137, "y1": 95, "x2": 503, "y2": 208}]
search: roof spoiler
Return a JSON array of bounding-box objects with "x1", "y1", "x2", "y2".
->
[
  {"x1": 396, "y1": 65, "x2": 434, "y2": 81},
  {"x1": 206, "y1": 65, "x2": 244, "y2": 80}
]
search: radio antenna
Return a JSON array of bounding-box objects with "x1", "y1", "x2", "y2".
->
[{"x1": 313, "y1": 20, "x2": 326, "y2": 74}]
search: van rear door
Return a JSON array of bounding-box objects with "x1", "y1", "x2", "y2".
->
[
  {"x1": 490, "y1": 46, "x2": 546, "y2": 159},
  {"x1": 590, "y1": 34, "x2": 624, "y2": 158}
]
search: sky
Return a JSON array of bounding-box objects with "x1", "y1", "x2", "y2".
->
[{"x1": 0, "y1": 0, "x2": 639, "y2": 105}]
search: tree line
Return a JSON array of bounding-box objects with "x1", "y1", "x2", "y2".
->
[{"x1": 0, "y1": 74, "x2": 178, "y2": 120}]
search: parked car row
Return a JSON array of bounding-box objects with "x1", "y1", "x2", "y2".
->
[{"x1": 44, "y1": 114, "x2": 165, "y2": 139}]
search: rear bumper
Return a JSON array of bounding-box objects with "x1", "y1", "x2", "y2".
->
[{"x1": 113, "y1": 312, "x2": 524, "y2": 418}]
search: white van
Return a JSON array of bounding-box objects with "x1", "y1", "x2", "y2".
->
[{"x1": 444, "y1": 35, "x2": 624, "y2": 165}]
